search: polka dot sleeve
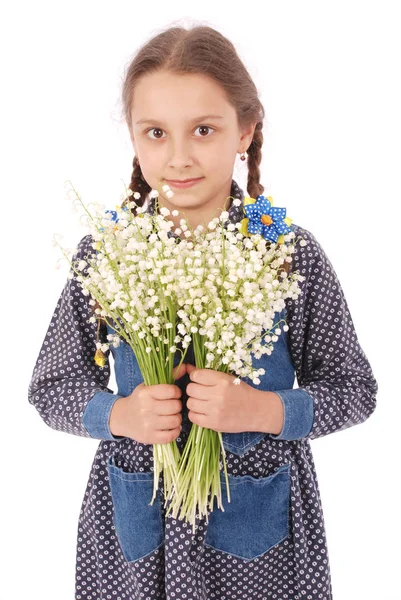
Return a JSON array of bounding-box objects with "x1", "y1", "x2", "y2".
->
[
  {"x1": 27, "y1": 234, "x2": 124, "y2": 439},
  {"x1": 271, "y1": 224, "x2": 378, "y2": 442}
]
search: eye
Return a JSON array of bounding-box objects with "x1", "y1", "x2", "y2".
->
[
  {"x1": 145, "y1": 127, "x2": 166, "y2": 140},
  {"x1": 194, "y1": 125, "x2": 214, "y2": 137}
]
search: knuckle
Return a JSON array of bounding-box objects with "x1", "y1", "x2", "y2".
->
[
  {"x1": 136, "y1": 386, "x2": 145, "y2": 400},
  {"x1": 138, "y1": 406, "x2": 147, "y2": 419}
]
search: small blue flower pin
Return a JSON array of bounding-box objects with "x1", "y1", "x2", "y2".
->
[{"x1": 241, "y1": 195, "x2": 292, "y2": 243}]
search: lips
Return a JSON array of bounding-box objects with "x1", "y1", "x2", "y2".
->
[{"x1": 166, "y1": 178, "x2": 202, "y2": 183}]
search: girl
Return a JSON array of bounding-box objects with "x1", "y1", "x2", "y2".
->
[{"x1": 28, "y1": 24, "x2": 378, "y2": 600}]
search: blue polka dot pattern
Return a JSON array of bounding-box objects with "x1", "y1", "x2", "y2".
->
[{"x1": 244, "y1": 194, "x2": 291, "y2": 242}]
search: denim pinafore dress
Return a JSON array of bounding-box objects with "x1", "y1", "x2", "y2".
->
[{"x1": 104, "y1": 305, "x2": 296, "y2": 566}]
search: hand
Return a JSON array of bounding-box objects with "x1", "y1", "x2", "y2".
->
[
  {"x1": 185, "y1": 364, "x2": 262, "y2": 433},
  {"x1": 109, "y1": 362, "x2": 188, "y2": 444}
]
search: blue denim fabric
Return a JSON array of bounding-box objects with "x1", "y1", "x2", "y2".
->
[
  {"x1": 107, "y1": 453, "x2": 164, "y2": 562},
  {"x1": 82, "y1": 307, "x2": 315, "y2": 449},
  {"x1": 269, "y1": 388, "x2": 315, "y2": 441},
  {"x1": 204, "y1": 463, "x2": 291, "y2": 560},
  {"x1": 82, "y1": 391, "x2": 124, "y2": 440},
  {"x1": 107, "y1": 452, "x2": 291, "y2": 563}
]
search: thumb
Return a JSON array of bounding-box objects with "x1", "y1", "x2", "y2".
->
[
  {"x1": 185, "y1": 363, "x2": 197, "y2": 377},
  {"x1": 172, "y1": 362, "x2": 188, "y2": 381}
]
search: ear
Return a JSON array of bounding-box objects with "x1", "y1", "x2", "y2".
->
[{"x1": 238, "y1": 121, "x2": 257, "y2": 153}]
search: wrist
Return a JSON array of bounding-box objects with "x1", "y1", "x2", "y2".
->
[
  {"x1": 249, "y1": 389, "x2": 284, "y2": 435},
  {"x1": 109, "y1": 396, "x2": 128, "y2": 437}
]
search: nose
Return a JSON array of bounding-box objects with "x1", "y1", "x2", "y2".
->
[{"x1": 167, "y1": 138, "x2": 195, "y2": 170}]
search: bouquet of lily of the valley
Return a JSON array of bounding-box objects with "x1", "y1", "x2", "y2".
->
[
  {"x1": 161, "y1": 195, "x2": 307, "y2": 530},
  {"x1": 55, "y1": 179, "x2": 307, "y2": 530},
  {"x1": 55, "y1": 179, "x2": 195, "y2": 505}
]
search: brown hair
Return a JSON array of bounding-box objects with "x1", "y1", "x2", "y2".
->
[
  {"x1": 120, "y1": 24, "x2": 265, "y2": 212},
  {"x1": 92, "y1": 24, "x2": 290, "y2": 331}
]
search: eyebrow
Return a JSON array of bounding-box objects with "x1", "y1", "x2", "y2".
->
[{"x1": 135, "y1": 115, "x2": 224, "y2": 125}]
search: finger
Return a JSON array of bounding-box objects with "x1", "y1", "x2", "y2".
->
[
  {"x1": 186, "y1": 363, "x2": 197, "y2": 377},
  {"x1": 156, "y1": 414, "x2": 182, "y2": 428},
  {"x1": 186, "y1": 381, "x2": 210, "y2": 400},
  {"x1": 172, "y1": 362, "x2": 187, "y2": 381},
  {"x1": 155, "y1": 398, "x2": 182, "y2": 416},
  {"x1": 151, "y1": 383, "x2": 183, "y2": 400},
  {"x1": 188, "y1": 410, "x2": 207, "y2": 426},
  {"x1": 188, "y1": 366, "x2": 221, "y2": 386},
  {"x1": 187, "y1": 397, "x2": 207, "y2": 415}
]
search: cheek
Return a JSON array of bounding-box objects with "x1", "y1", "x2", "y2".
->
[
  {"x1": 203, "y1": 141, "x2": 236, "y2": 166},
  {"x1": 140, "y1": 154, "x2": 160, "y2": 173}
]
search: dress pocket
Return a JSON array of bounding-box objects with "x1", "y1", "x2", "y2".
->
[
  {"x1": 204, "y1": 463, "x2": 291, "y2": 561},
  {"x1": 222, "y1": 431, "x2": 267, "y2": 456},
  {"x1": 106, "y1": 454, "x2": 164, "y2": 563}
]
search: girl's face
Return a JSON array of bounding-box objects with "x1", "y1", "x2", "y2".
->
[{"x1": 129, "y1": 70, "x2": 256, "y2": 222}]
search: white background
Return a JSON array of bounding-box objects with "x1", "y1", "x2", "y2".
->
[{"x1": 2, "y1": 1, "x2": 400, "y2": 598}]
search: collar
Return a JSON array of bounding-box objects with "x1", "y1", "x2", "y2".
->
[{"x1": 143, "y1": 179, "x2": 245, "y2": 236}]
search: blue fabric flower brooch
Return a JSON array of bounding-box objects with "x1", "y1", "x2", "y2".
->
[{"x1": 240, "y1": 195, "x2": 293, "y2": 244}]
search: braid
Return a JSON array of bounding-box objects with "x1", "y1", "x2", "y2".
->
[
  {"x1": 246, "y1": 122, "x2": 264, "y2": 200},
  {"x1": 91, "y1": 156, "x2": 153, "y2": 333},
  {"x1": 121, "y1": 156, "x2": 152, "y2": 216},
  {"x1": 246, "y1": 122, "x2": 291, "y2": 277}
]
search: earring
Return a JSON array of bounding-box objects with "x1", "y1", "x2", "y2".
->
[{"x1": 240, "y1": 152, "x2": 247, "y2": 161}]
